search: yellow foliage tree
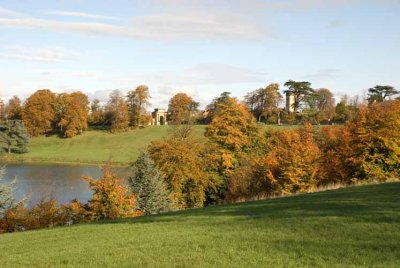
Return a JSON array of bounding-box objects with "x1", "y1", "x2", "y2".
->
[
  {"x1": 148, "y1": 126, "x2": 218, "y2": 209},
  {"x1": 205, "y1": 96, "x2": 260, "y2": 175},
  {"x1": 83, "y1": 166, "x2": 140, "y2": 220}
]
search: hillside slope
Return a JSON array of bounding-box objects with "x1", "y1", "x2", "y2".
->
[
  {"x1": 1, "y1": 126, "x2": 206, "y2": 165},
  {"x1": 0, "y1": 183, "x2": 399, "y2": 267}
]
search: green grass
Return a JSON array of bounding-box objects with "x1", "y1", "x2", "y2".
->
[
  {"x1": 0, "y1": 183, "x2": 399, "y2": 267},
  {"x1": 1, "y1": 124, "x2": 302, "y2": 165},
  {"x1": 1, "y1": 125, "x2": 206, "y2": 165}
]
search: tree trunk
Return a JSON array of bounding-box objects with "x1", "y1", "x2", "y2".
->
[{"x1": 7, "y1": 144, "x2": 11, "y2": 154}]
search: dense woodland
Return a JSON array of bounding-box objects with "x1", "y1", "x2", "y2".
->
[{"x1": 0, "y1": 81, "x2": 399, "y2": 233}]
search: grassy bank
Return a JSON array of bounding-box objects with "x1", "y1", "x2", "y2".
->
[
  {"x1": 0, "y1": 125, "x2": 206, "y2": 165},
  {"x1": 0, "y1": 182, "x2": 399, "y2": 267},
  {"x1": 0, "y1": 124, "x2": 304, "y2": 165}
]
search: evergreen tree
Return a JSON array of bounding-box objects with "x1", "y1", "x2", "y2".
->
[
  {"x1": 0, "y1": 120, "x2": 29, "y2": 154},
  {"x1": 0, "y1": 166, "x2": 15, "y2": 217},
  {"x1": 128, "y1": 152, "x2": 171, "y2": 214}
]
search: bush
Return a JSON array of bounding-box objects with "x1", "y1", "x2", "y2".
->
[{"x1": 84, "y1": 166, "x2": 142, "y2": 220}]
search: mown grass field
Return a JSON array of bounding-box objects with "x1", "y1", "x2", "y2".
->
[
  {"x1": 0, "y1": 183, "x2": 399, "y2": 267},
  {"x1": 1, "y1": 125, "x2": 207, "y2": 165},
  {"x1": 0, "y1": 124, "x2": 303, "y2": 165}
]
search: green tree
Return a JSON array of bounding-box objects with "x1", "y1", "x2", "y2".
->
[
  {"x1": 0, "y1": 166, "x2": 16, "y2": 217},
  {"x1": 284, "y1": 80, "x2": 316, "y2": 113},
  {"x1": 367, "y1": 85, "x2": 399, "y2": 103},
  {"x1": 128, "y1": 152, "x2": 171, "y2": 214},
  {"x1": 0, "y1": 120, "x2": 29, "y2": 154}
]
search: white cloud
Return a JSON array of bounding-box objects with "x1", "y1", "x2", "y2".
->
[
  {"x1": 0, "y1": 6, "x2": 21, "y2": 17},
  {"x1": 0, "y1": 46, "x2": 80, "y2": 63},
  {"x1": 118, "y1": 64, "x2": 267, "y2": 86},
  {"x1": 0, "y1": 11, "x2": 265, "y2": 40},
  {"x1": 35, "y1": 69, "x2": 101, "y2": 78},
  {"x1": 45, "y1": 10, "x2": 119, "y2": 20}
]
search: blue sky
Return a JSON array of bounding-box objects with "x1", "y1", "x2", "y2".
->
[{"x1": 0, "y1": 0, "x2": 399, "y2": 108}]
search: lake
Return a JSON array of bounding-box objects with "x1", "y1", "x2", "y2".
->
[{"x1": 0, "y1": 163, "x2": 129, "y2": 207}]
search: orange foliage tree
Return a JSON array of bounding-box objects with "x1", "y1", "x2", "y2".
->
[
  {"x1": 58, "y1": 92, "x2": 90, "y2": 138},
  {"x1": 83, "y1": 166, "x2": 140, "y2": 220},
  {"x1": 205, "y1": 96, "x2": 261, "y2": 175},
  {"x1": 345, "y1": 100, "x2": 400, "y2": 181},
  {"x1": 168, "y1": 93, "x2": 199, "y2": 124},
  {"x1": 22, "y1": 89, "x2": 57, "y2": 136},
  {"x1": 5, "y1": 96, "x2": 22, "y2": 120},
  {"x1": 227, "y1": 124, "x2": 322, "y2": 201},
  {"x1": 148, "y1": 126, "x2": 219, "y2": 208}
]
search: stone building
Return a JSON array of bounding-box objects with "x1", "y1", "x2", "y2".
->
[
  {"x1": 151, "y1": 108, "x2": 168, "y2": 125},
  {"x1": 285, "y1": 92, "x2": 295, "y2": 113}
]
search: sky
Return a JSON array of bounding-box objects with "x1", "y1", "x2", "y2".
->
[{"x1": 0, "y1": 0, "x2": 399, "y2": 108}]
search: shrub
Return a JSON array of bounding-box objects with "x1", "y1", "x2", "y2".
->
[{"x1": 84, "y1": 166, "x2": 141, "y2": 220}]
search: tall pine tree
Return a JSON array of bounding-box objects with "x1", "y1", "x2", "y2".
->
[{"x1": 128, "y1": 152, "x2": 171, "y2": 214}]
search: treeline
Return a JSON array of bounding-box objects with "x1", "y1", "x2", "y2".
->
[
  {"x1": 1, "y1": 94, "x2": 399, "y2": 233},
  {"x1": 144, "y1": 95, "x2": 400, "y2": 208},
  {"x1": 1, "y1": 81, "x2": 398, "y2": 140},
  {"x1": 244, "y1": 82, "x2": 399, "y2": 125}
]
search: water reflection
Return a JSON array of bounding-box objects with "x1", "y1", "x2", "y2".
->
[{"x1": 0, "y1": 163, "x2": 128, "y2": 207}]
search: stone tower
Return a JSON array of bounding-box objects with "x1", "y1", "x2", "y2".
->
[{"x1": 285, "y1": 92, "x2": 295, "y2": 113}]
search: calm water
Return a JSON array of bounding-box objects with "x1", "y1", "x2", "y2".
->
[{"x1": 0, "y1": 163, "x2": 129, "y2": 207}]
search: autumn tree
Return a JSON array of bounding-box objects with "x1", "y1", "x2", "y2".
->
[
  {"x1": 205, "y1": 95, "x2": 260, "y2": 175},
  {"x1": 233, "y1": 124, "x2": 321, "y2": 199},
  {"x1": 88, "y1": 99, "x2": 106, "y2": 126},
  {"x1": 316, "y1": 88, "x2": 336, "y2": 123},
  {"x1": 22, "y1": 89, "x2": 57, "y2": 136},
  {"x1": 128, "y1": 152, "x2": 171, "y2": 214},
  {"x1": 284, "y1": 80, "x2": 316, "y2": 113},
  {"x1": 126, "y1": 85, "x2": 150, "y2": 127},
  {"x1": 0, "y1": 120, "x2": 29, "y2": 154},
  {"x1": 367, "y1": 85, "x2": 399, "y2": 103},
  {"x1": 245, "y1": 83, "x2": 282, "y2": 123},
  {"x1": 4, "y1": 96, "x2": 22, "y2": 120},
  {"x1": 55, "y1": 92, "x2": 89, "y2": 138},
  {"x1": 168, "y1": 93, "x2": 199, "y2": 124},
  {"x1": 0, "y1": 100, "x2": 5, "y2": 121},
  {"x1": 346, "y1": 100, "x2": 400, "y2": 181},
  {"x1": 148, "y1": 126, "x2": 218, "y2": 209},
  {"x1": 106, "y1": 90, "x2": 130, "y2": 133},
  {"x1": 83, "y1": 165, "x2": 140, "y2": 220}
]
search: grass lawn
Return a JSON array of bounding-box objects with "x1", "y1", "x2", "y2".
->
[
  {"x1": 0, "y1": 182, "x2": 399, "y2": 267},
  {"x1": 1, "y1": 125, "x2": 207, "y2": 165},
  {"x1": 0, "y1": 124, "x2": 304, "y2": 165}
]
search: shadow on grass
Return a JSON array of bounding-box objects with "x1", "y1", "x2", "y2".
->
[{"x1": 93, "y1": 182, "x2": 400, "y2": 227}]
